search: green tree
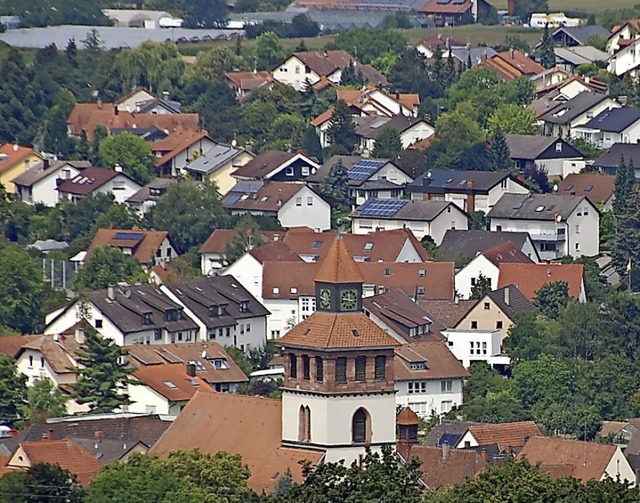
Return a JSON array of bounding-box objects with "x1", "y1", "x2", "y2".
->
[
  {"x1": 71, "y1": 328, "x2": 135, "y2": 413},
  {"x1": 340, "y1": 63, "x2": 366, "y2": 86},
  {"x1": 615, "y1": 182, "x2": 640, "y2": 282},
  {"x1": 320, "y1": 159, "x2": 351, "y2": 210},
  {"x1": 98, "y1": 132, "x2": 155, "y2": 185},
  {"x1": 254, "y1": 32, "x2": 285, "y2": 70},
  {"x1": 74, "y1": 247, "x2": 146, "y2": 291},
  {"x1": 0, "y1": 354, "x2": 27, "y2": 424},
  {"x1": 0, "y1": 245, "x2": 46, "y2": 333},
  {"x1": 300, "y1": 126, "x2": 323, "y2": 163},
  {"x1": 172, "y1": 0, "x2": 228, "y2": 28},
  {"x1": 539, "y1": 23, "x2": 556, "y2": 69},
  {"x1": 1, "y1": 463, "x2": 85, "y2": 503},
  {"x1": 46, "y1": 193, "x2": 117, "y2": 244},
  {"x1": 534, "y1": 280, "x2": 570, "y2": 319},
  {"x1": 389, "y1": 48, "x2": 429, "y2": 95},
  {"x1": 334, "y1": 28, "x2": 407, "y2": 64},
  {"x1": 470, "y1": 273, "x2": 492, "y2": 300},
  {"x1": 224, "y1": 215, "x2": 265, "y2": 265},
  {"x1": 148, "y1": 180, "x2": 229, "y2": 253},
  {"x1": 372, "y1": 127, "x2": 402, "y2": 159},
  {"x1": 487, "y1": 104, "x2": 537, "y2": 135},
  {"x1": 490, "y1": 128, "x2": 513, "y2": 171},
  {"x1": 327, "y1": 100, "x2": 357, "y2": 155},
  {"x1": 25, "y1": 378, "x2": 67, "y2": 422},
  {"x1": 190, "y1": 47, "x2": 247, "y2": 81}
]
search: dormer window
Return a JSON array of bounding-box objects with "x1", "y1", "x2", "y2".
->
[
  {"x1": 209, "y1": 306, "x2": 218, "y2": 317},
  {"x1": 165, "y1": 309, "x2": 177, "y2": 322},
  {"x1": 142, "y1": 313, "x2": 152, "y2": 325},
  {"x1": 239, "y1": 301, "x2": 249, "y2": 313},
  {"x1": 410, "y1": 362, "x2": 426, "y2": 370}
]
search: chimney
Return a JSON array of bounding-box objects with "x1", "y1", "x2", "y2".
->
[
  {"x1": 114, "y1": 164, "x2": 123, "y2": 173},
  {"x1": 42, "y1": 159, "x2": 50, "y2": 170},
  {"x1": 53, "y1": 333, "x2": 60, "y2": 342},
  {"x1": 186, "y1": 362, "x2": 196, "y2": 377},
  {"x1": 94, "y1": 430, "x2": 104, "y2": 439},
  {"x1": 97, "y1": 99, "x2": 102, "y2": 109},
  {"x1": 442, "y1": 440, "x2": 450, "y2": 460},
  {"x1": 395, "y1": 91, "x2": 400, "y2": 100},
  {"x1": 510, "y1": 47, "x2": 515, "y2": 59},
  {"x1": 504, "y1": 286, "x2": 510, "y2": 306},
  {"x1": 107, "y1": 286, "x2": 115, "y2": 300},
  {"x1": 114, "y1": 105, "x2": 119, "y2": 116},
  {"x1": 507, "y1": 0, "x2": 515, "y2": 15},
  {"x1": 466, "y1": 180, "x2": 476, "y2": 188},
  {"x1": 162, "y1": 90, "x2": 170, "y2": 101},
  {"x1": 75, "y1": 329, "x2": 85, "y2": 345}
]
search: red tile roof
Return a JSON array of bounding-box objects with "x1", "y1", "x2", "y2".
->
[
  {"x1": 278, "y1": 311, "x2": 401, "y2": 349},
  {"x1": 0, "y1": 335, "x2": 41, "y2": 358},
  {"x1": 395, "y1": 340, "x2": 470, "y2": 381},
  {"x1": 517, "y1": 436, "x2": 618, "y2": 482},
  {"x1": 557, "y1": 173, "x2": 615, "y2": 205},
  {"x1": 199, "y1": 229, "x2": 285, "y2": 254},
  {"x1": 465, "y1": 421, "x2": 542, "y2": 451},
  {"x1": 132, "y1": 363, "x2": 209, "y2": 401},
  {"x1": 397, "y1": 407, "x2": 420, "y2": 426},
  {"x1": 87, "y1": 228, "x2": 171, "y2": 264},
  {"x1": 153, "y1": 130, "x2": 213, "y2": 167},
  {"x1": 482, "y1": 242, "x2": 533, "y2": 267},
  {"x1": 56, "y1": 166, "x2": 127, "y2": 195},
  {"x1": 224, "y1": 71, "x2": 273, "y2": 91},
  {"x1": 13, "y1": 440, "x2": 101, "y2": 485},
  {"x1": 498, "y1": 263, "x2": 585, "y2": 301},
  {"x1": 251, "y1": 241, "x2": 302, "y2": 264},
  {"x1": 314, "y1": 236, "x2": 365, "y2": 284},
  {"x1": 0, "y1": 144, "x2": 41, "y2": 174},
  {"x1": 150, "y1": 390, "x2": 324, "y2": 493},
  {"x1": 419, "y1": 0, "x2": 473, "y2": 14}
]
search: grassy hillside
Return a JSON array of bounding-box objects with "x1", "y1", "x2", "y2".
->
[{"x1": 489, "y1": 0, "x2": 638, "y2": 12}]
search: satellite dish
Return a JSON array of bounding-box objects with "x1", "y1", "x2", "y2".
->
[
  {"x1": 553, "y1": 184, "x2": 558, "y2": 192},
  {"x1": 557, "y1": 215, "x2": 562, "y2": 223},
  {"x1": 311, "y1": 168, "x2": 317, "y2": 175},
  {"x1": 231, "y1": 139, "x2": 237, "y2": 147},
  {"x1": 201, "y1": 350, "x2": 207, "y2": 359},
  {"x1": 427, "y1": 171, "x2": 432, "y2": 179}
]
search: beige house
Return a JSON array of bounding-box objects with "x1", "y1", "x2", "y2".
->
[{"x1": 455, "y1": 285, "x2": 535, "y2": 342}]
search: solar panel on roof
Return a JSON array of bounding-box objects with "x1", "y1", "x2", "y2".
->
[
  {"x1": 436, "y1": 0, "x2": 451, "y2": 4},
  {"x1": 349, "y1": 161, "x2": 384, "y2": 181},
  {"x1": 358, "y1": 198, "x2": 408, "y2": 217},
  {"x1": 113, "y1": 232, "x2": 144, "y2": 240},
  {"x1": 438, "y1": 433, "x2": 462, "y2": 447},
  {"x1": 452, "y1": 0, "x2": 466, "y2": 4}
]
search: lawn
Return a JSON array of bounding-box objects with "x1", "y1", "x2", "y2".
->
[{"x1": 488, "y1": 0, "x2": 638, "y2": 11}]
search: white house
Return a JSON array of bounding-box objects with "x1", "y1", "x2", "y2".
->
[
  {"x1": 56, "y1": 166, "x2": 142, "y2": 204},
  {"x1": 394, "y1": 341, "x2": 469, "y2": 418},
  {"x1": 351, "y1": 199, "x2": 469, "y2": 244},
  {"x1": 487, "y1": 193, "x2": 600, "y2": 260},
  {"x1": 608, "y1": 37, "x2": 640, "y2": 77},
  {"x1": 456, "y1": 421, "x2": 542, "y2": 450},
  {"x1": 455, "y1": 242, "x2": 533, "y2": 300},
  {"x1": 572, "y1": 107, "x2": 640, "y2": 149},
  {"x1": 442, "y1": 328, "x2": 510, "y2": 369},
  {"x1": 223, "y1": 181, "x2": 331, "y2": 231},
  {"x1": 152, "y1": 131, "x2": 218, "y2": 178},
  {"x1": 505, "y1": 135, "x2": 585, "y2": 179},
  {"x1": 607, "y1": 20, "x2": 640, "y2": 54},
  {"x1": 13, "y1": 160, "x2": 89, "y2": 207},
  {"x1": 86, "y1": 228, "x2": 179, "y2": 267},
  {"x1": 407, "y1": 169, "x2": 530, "y2": 214},
  {"x1": 126, "y1": 178, "x2": 176, "y2": 217}
]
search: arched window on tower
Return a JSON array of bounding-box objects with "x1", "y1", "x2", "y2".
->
[
  {"x1": 352, "y1": 408, "x2": 371, "y2": 444},
  {"x1": 298, "y1": 405, "x2": 311, "y2": 443}
]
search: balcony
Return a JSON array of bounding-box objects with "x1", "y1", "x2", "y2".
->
[{"x1": 529, "y1": 231, "x2": 566, "y2": 242}]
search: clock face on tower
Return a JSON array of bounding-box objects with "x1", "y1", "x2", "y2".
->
[
  {"x1": 319, "y1": 288, "x2": 332, "y2": 309},
  {"x1": 340, "y1": 289, "x2": 358, "y2": 311}
]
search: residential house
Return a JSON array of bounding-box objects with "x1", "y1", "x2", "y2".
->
[
  {"x1": 552, "y1": 25, "x2": 610, "y2": 47},
  {"x1": 456, "y1": 421, "x2": 542, "y2": 451},
  {"x1": 442, "y1": 328, "x2": 509, "y2": 369},
  {"x1": 592, "y1": 143, "x2": 640, "y2": 177},
  {"x1": 498, "y1": 262, "x2": 587, "y2": 302},
  {"x1": 152, "y1": 130, "x2": 218, "y2": 177},
  {"x1": 127, "y1": 363, "x2": 209, "y2": 415},
  {"x1": 161, "y1": 275, "x2": 270, "y2": 352},
  {"x1": 455, "y1": 242, "x2": 534, "y2": 299},
  {"x1": 66, "y1": 102, "x2": 199, "y2": 141},
  {"x1": 336, "y1": 87, "x2": 420, "y2": 118},
  {"x1": 439, "y1": 229, "x2": 540, "y2": 265},
  {"x1": 407, "y1": 169, "x2": 530, "y2": 213},
  {"x1": 505, "y1": 134, "x2": 585, "y2": 179},
  {"x1": 607, "y1": 19, "x2": 640, "y2": 54},
  {"x1": 181, "y1": 143, "x2": 254, "y2": 194},
  {"x1": 572, "y1": 107, "x2": 640, "y2": 148},
  {"x1": 352, "y1": 115, "x2": 435, "y2": 155},
  {"x1": 6, "y1": 440, "x2": 101, "y2": 485},
  {"x1": 125, "y1": 178, "x2": 177, "y2": 216},
  {"x1": 222, "y1": 181, "x2": 331, "y2": 231},
  {"x1": 598, "y1": 420, "x2": 640, "y2": 444},
  {"x1": 394, "y1": 341, "x2": 470, "y2": 418},
  {"x1": 517, "y1": 436, "x2": 636, "y2": 484},
  {"x1": 0, "y1": 143, "x2": 43, "y2": 194},
  {"x1": 281, "y1": 227, "x2": 429, "y2": 263},
  {"x1": 363, "y1": 289, "x2": 444, "y2": 343},
  {"x1": 56, "y1": 166, "x2": 141, "y2": 204},
  {"x1": 414, "y1": 35, "x2": 463, "y2": 58},
  {"x1": 308, "y1": 156, "x2": 412, "y2": 206},
  {"x1": 442, "y1": 46, "x2": 497, "y2": 68},
  {"x1": 534, "y1": 74, "x2": 608, "y2": 101},
  {"x1": 44, "y1": 285, "x2": 200, "y2": 346},
  {"x1": 557, "y1": 173, "x2": 616, "y2": 210},
  {"x1": 116, "y1": 87, "x2": 182, "y2": 114},
  {"x1": 608, "y1": 37, "x2": 640, "y2": 77},
  {"x1": 224, "y1": 71, "x2": 273, "y2": 99},
  {"x1": 418, "y1": 0, "x2": 492, "y2": 24},
  {"x1": 487, "y1": 193, "x2": 600, "y2": 259},
  {"x1": 86, "y1": 228, "x2": 179, "y2": 267},
  {"x1": 479, "y1": 49, "x2": 546, "y2": 81},
  {"x1": 231, "y1": 150, "x2": 320, "y2": 182},
  {"x1": 351, "y1": 199, "x2": 469, "y2": 244},
  {"x1": 422, "y1": 418, "x2": 484, "y2": 447},
  {"x1": 272, "y1": 50, "x2": 386, "y2": 91},
  {"x1": 199, "y1": 229, "x2": 285, "y2": 274},
  {"x1": 150, "y1": 390, "x2": 324, "y2": 493},
  {"x1": 554, "y1": 46, "x2": 609, "y2": 74},
  {"x1": 125, "y1": 341, "x2": 249, "y2": 392},
  {"x1": 455, "y1": 285, "x2": 536, "y2": 340},
  {"x1": 14, "y1": 159, "x2": 90, "y2": 207},
  {"x1": 530, "y1": 67, "x2": 569, "y2": 91}
]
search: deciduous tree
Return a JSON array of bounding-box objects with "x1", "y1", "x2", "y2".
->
[
  {"x1": 470, "y1": 273, "x2": 492, "y2": 300},
  {"x1": 534, "y1": 280, "x2": 570, "y2": 319},
  {"x1": 98, "y1": 132, "x2": 155, "y2": 185},
  {"x1": 0, "y1": 355, "x2": 27, "y2": 424},
  {"x1": 372, "y1": 127, "x2": 402, "y2": 160},
  {"x1": 74, "y1": 247, "x2": 146, "y2": 291},
  {"x1": 487, "y1": 104, "x2": 537, "y2": 135},
  {"x1": 25, "y1": 378, "x2": 67, "y2": 422}
]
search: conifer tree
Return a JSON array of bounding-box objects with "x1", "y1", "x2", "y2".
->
[
  {"x1": 614, "y1": 163, "x2": 640, "y2": 279},
  {"x1": 320, "y1": 159, "x2": 350, "y2": 210},
  {"x1": 372, "y1": 127, "x2": 402, "y2": 159},
  {"x1": 71, "y1": 328, "x2": 135, "y2": 413},
  {"x1": 300, "y1": 126, "x2": 323, "y2": 163},
  {"x1": 490, "y1": 129, "x2": 513, "y2": 171},
  {"x1": 540, "y1": 24, "x2": 555, "y2": 69},
  {"x1": 327, "y1": 100, "x2": 357, "y2": 155}
]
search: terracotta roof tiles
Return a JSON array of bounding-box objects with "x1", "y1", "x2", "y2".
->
[
  {"x1": 199, "y1": 229, "x2": 285, "y2": 254},
  {"x1": 0, "y1": 335, "x2": 41, "y2": 358},
  {"x1": 251, "y1": 241, "x2": 302, "y2": 264},
  {"x1": 314, "y1": 237, "x2": 365, "y2": 284},
  {"x1": 466, "y1": 421, "x2": 542, "y2": 451},
  {"x1": 397, "y1": 407, "x2": 420, "y2": 426},
  {"x1": 132, "y1": 363, "x2": 209, "y2": 401},
  {"x1": 87, "y1": 228, "x2": 172, "y2": 264},
  {"x1": 0, "y1": 144, "x2": 41, "y2": 174},
  {"x1": 482, "y1": 242, "x2": 533, "y2": 267},
  {"x1": 394, "y1": 341, "x2": 470, "y2": 381},
  {"x1": 557, "y1": 173, "x2": 615, "y2": 205},
  {"x1": 498, "y1": 263, "x2": 585, "y2": 301}
]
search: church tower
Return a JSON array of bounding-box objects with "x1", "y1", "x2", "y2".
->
[{"x1": 278, "y1": 236, "x2": 400, "y2": 464}]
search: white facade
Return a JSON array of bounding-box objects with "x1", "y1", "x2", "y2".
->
[
  {"x1": 278, "y1": 186, "x2": 331, "y2": 231},
  {"x1": 573, "y1": 120, "x2": 640, "y2": 149},
  {"x1": 273, "y1": 56, "x2": 339, "y2": 91},
  {"x1": 608, "y1": 39, "x2": 640, "y2": 77},
  {"x1": 58, "y1": 174, "x2": 141, "y2": 204},
  {"x1": 352, "y1": 206, "x2": 468, "y2": 244},
  {"x1": 16, "y1": 163, "x2": 82, "y2": 207},
  {"x1": 604, "y1": 447, "x2": 637, "y2": 484},
  {"x1": 490, "y1": 202, "x2": 599, "y2": 260},
  {"x1": 442, "y1": 329, "x2": 509, "y2": 369},
  {"x1": 543, "y1": 99, "x2": 621, "y2": 138},
  {"x1": 534, "y1": 158, "x2": 585, "y2": 179},
  {"x1": 162, "y1": 137, "x2": 218, "y2": 177},
  {"x1": 395, "y1": 378, "x2": 464, "y2": 418},
  {"x1": 400, "y1": 122, "x2": 435, "y2": 148},
  {"x1": 281, "y1": 390, "x2": 396, "y2": 464},
  {"x1": 455, "y1": 255, "x2": 500, "y2": 300},
  {"x1": 127, "y1": 383, "x2": 184, "y2": 416}
]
